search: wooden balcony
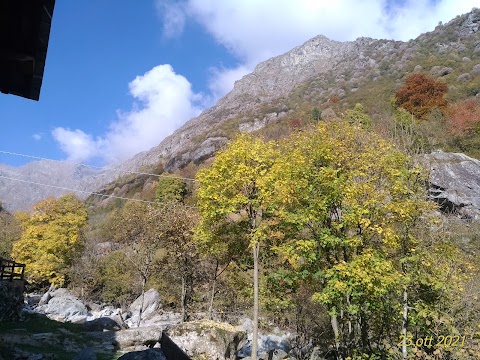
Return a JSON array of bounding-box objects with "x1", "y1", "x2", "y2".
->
[{"x1": 0, "y1": 258, "x2": 25, "y2": 281}]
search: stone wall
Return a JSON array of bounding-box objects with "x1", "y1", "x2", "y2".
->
[{"x1": 0, "y1": 280, "x2": 24, "y2": 321}]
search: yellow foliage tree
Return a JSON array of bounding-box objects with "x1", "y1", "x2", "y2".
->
[{"x1": 12, "y1": 194, "x2": 87, "y2": 286}]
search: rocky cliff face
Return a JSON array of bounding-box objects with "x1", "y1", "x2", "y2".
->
[
  {"x1": 0, "y1": 8, "x2": 479, "y2": 211},
  {"x1": 423, "y1": 151, "x2": 480, "y2": 219},
  {"x1": 106, "y1": 8, "x2": 480, "y2": 174}
]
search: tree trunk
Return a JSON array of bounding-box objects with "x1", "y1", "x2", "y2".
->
[
  {"x1": 137, "y1": 274, "x2": 147, "y2": 327},
  {"x1": 360, "y1": 309, "x2": 370, "y2": 352},
  {"x1": 208, "y1": 260, "x2": 219, "y2": 320},
  {"x1": 402, "y1": 287, "x2": 408, "y2": 360},
  {"x1": 331, "y1": 314, "x2": 343, "y2": 360},
  {"x1": 252, "y1": 241, "x2": 260, "y2": 360},
  {"x1": 181, "y1": 275, "x2": 187, "y2": 322}
]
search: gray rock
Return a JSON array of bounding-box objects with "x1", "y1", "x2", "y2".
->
[
  {"x1": 239, "y1": 119, "x2": 267, "y2": 133},
  {"x1": 422, "y1": 151, "x2": 480, "y2": 219},
  {"x1": 458, "y1": 73, "x2": 472, "y2": 82},
  {"x1": 73, "y1": 348, "x2": 96, "y2": 360},
  {"x1": 237, "y1": 328, "x2": 291, "y2": 358},
  {"x1": 35, "y1": 289, "x2": 88, "y2": 324},
  {"x1": 431, "y1": 66, "x2": 453, "y2": 77},
  {"x1": 38, "y1": 285, "x2": 55, "y2": 306},
  {"x1": 167, "y1": 320, "x2": 247, "y2": 360},
  {"x1": 321, "y1": 108, "x2": 336, "y2": 121},
  {"x1": 112, "y1": 326, "x2": 165, "y2": 349},
  {"x1": 309, "y1": 346, "x2": 323, "y2": 360},
  {"x1": 117, "y1": 349, "x2": 166, "y2": 360},
  {"x1": 270, "y1": 348, "x2": 290, "y2": 360},
  {"x1": 472, "y1": 63, "x2": 480, "y2": 74},
  {"x1": 126, "y1": 289, "x2": 162, "y2": 327},
  {"x1": 25, "y1": 294, "x2": 42, "y2": 307}
]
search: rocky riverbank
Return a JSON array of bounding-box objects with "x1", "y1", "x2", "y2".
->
[{"x1": 0, "y1": 287, "x2": 317, "y2": 360}]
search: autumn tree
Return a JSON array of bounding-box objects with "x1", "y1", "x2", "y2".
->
[
  {"x1": 447, "y1": 97, "x2": 480, "y2": 134},
  {"x1": 395, "y1": 73, "x2": 448, "y2": 120},
  {"x1": 264, "y1": 121, "x2": 439, "y2": 358},
  {"x1": 0, "y1": 208, "x2": 20, "y2": 259},
  {"x1": 152, "y1": 203, "x2": 199, "y2": 322},
  {"x1": 113, "y1": 200, "x2": 199, "y2": 324},
  {"x1": 196, "y1": 134, "x2": 279, "y2": 360},
  {"x1": 195, "y1": 216, "x2": 249, "y2": 320},
  {"x1": 12, "y1": 194, "x2": 87, "y2": 286}
]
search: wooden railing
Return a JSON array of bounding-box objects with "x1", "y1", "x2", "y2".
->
[{"x1": 0, "y1": 258, "x2": 25, "y2": 281}]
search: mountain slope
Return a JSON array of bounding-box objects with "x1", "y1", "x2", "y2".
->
[{"x1": 0, "y1": 8, "x2": 479, "y2": 211}]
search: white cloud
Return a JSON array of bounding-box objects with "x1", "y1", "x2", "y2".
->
[
  {"x1": 208, "y1": 64, "x2": 251, "y2": 102},
  {"x1": 32, "y1": 133, "x2": 43, "y2": 141},
  {"x1": 53, "y1": 65, "x2": 203, "y2": 164},
  {"x1": 156, "y1": 0, "x2": 186, "y2": 38},
  {"x1": 160, "y1": 0, "x2": 478, "y2": 98},
  {"x1": 52, "y1": 128, "x2": 98, "y2": 163}
]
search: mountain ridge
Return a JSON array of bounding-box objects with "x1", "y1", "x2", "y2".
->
[{"x1": 1, "y1": 8, "x2": 479, "y2": 211}]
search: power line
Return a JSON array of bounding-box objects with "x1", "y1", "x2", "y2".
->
[
  {"x1": 0, "y1": 150, "x2": 197, "y2": 182},
  {"x1": 0, "y1": 174, "x2": 198, "y2": 209},
  {"x1": 0, "y1": 174, "x2": 156, "y2": 204}
]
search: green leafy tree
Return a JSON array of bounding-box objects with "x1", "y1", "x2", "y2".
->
[
  {"x1": 12, "y1": 194, "x2": 87, "y2": 286},
  {"x1": 312, "y1": 107, "x2": 321, "y2": 122},
  {"x1": 196, "y1": 134, "x2": 279, "y2": 359},
  {"x1": 156, "y1": 174, "x2": 188, "y2": 203},
  {"x1": 344, "y1": 103, "x2": 372, "y2": 128}
]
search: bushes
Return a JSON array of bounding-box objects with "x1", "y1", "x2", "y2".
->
[{"x1": 447, "y1": 98, "x2": 480, "y2": 134}]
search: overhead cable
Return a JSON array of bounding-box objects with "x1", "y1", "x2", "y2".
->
[{"x1": 0, "y1": 150, "x2": 197, "y2": 181}]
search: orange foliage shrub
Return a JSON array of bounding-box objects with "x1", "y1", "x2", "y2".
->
[
  {"x1": 447, "y1": 98, "x2": 480, "y2": 134},
  {"x1": 289, "y1": 118, "x2": 302, "y2": 130},
  {"x1": 395, "y1": 73, "x2": 448, "y2": 120}
]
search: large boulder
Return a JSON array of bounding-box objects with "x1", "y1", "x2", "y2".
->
[
  {"x1": 35, "y1": 288, "x2": 88, "y2": 324},
  {"x1": 112, "y1": 326, "x2": 166, "y2": 350},
  {"x1": 238, "y1": 333, "x2": 291, "y2": 359},
  {"x1": 237, "y1": 319, "x2": 292, "y2": 359},
  {"x1": 166, "y1": 320, "x2": 247, "y2": 360},
  {"x1": 422, "y1": 151, "x2": 480, "y2": 219},
  {"x1": 126, "y1": 289, "x2": 162, "y2": 327}
]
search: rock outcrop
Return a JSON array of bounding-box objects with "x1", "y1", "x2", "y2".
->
[
  {"x1": 166, "y1": 320, "x2": 247, "y2": 360},
  {"x1": 423, "y1": 150, "x2": 480, "y2": 219},
  {"x1": 35, "y1": 288, "x2": 88, "y2": 324},
  {"x1": 125, "y1": 289, "x2": 163, "y2": 328}
]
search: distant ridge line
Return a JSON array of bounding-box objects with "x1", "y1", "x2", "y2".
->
[{"x1": 0, "y1": 150, "x2": 197, "y2": 181}]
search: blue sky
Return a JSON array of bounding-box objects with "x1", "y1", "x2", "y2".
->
[{"x1": 0, "y1": 0, "x2": 477, "y2": 167}]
